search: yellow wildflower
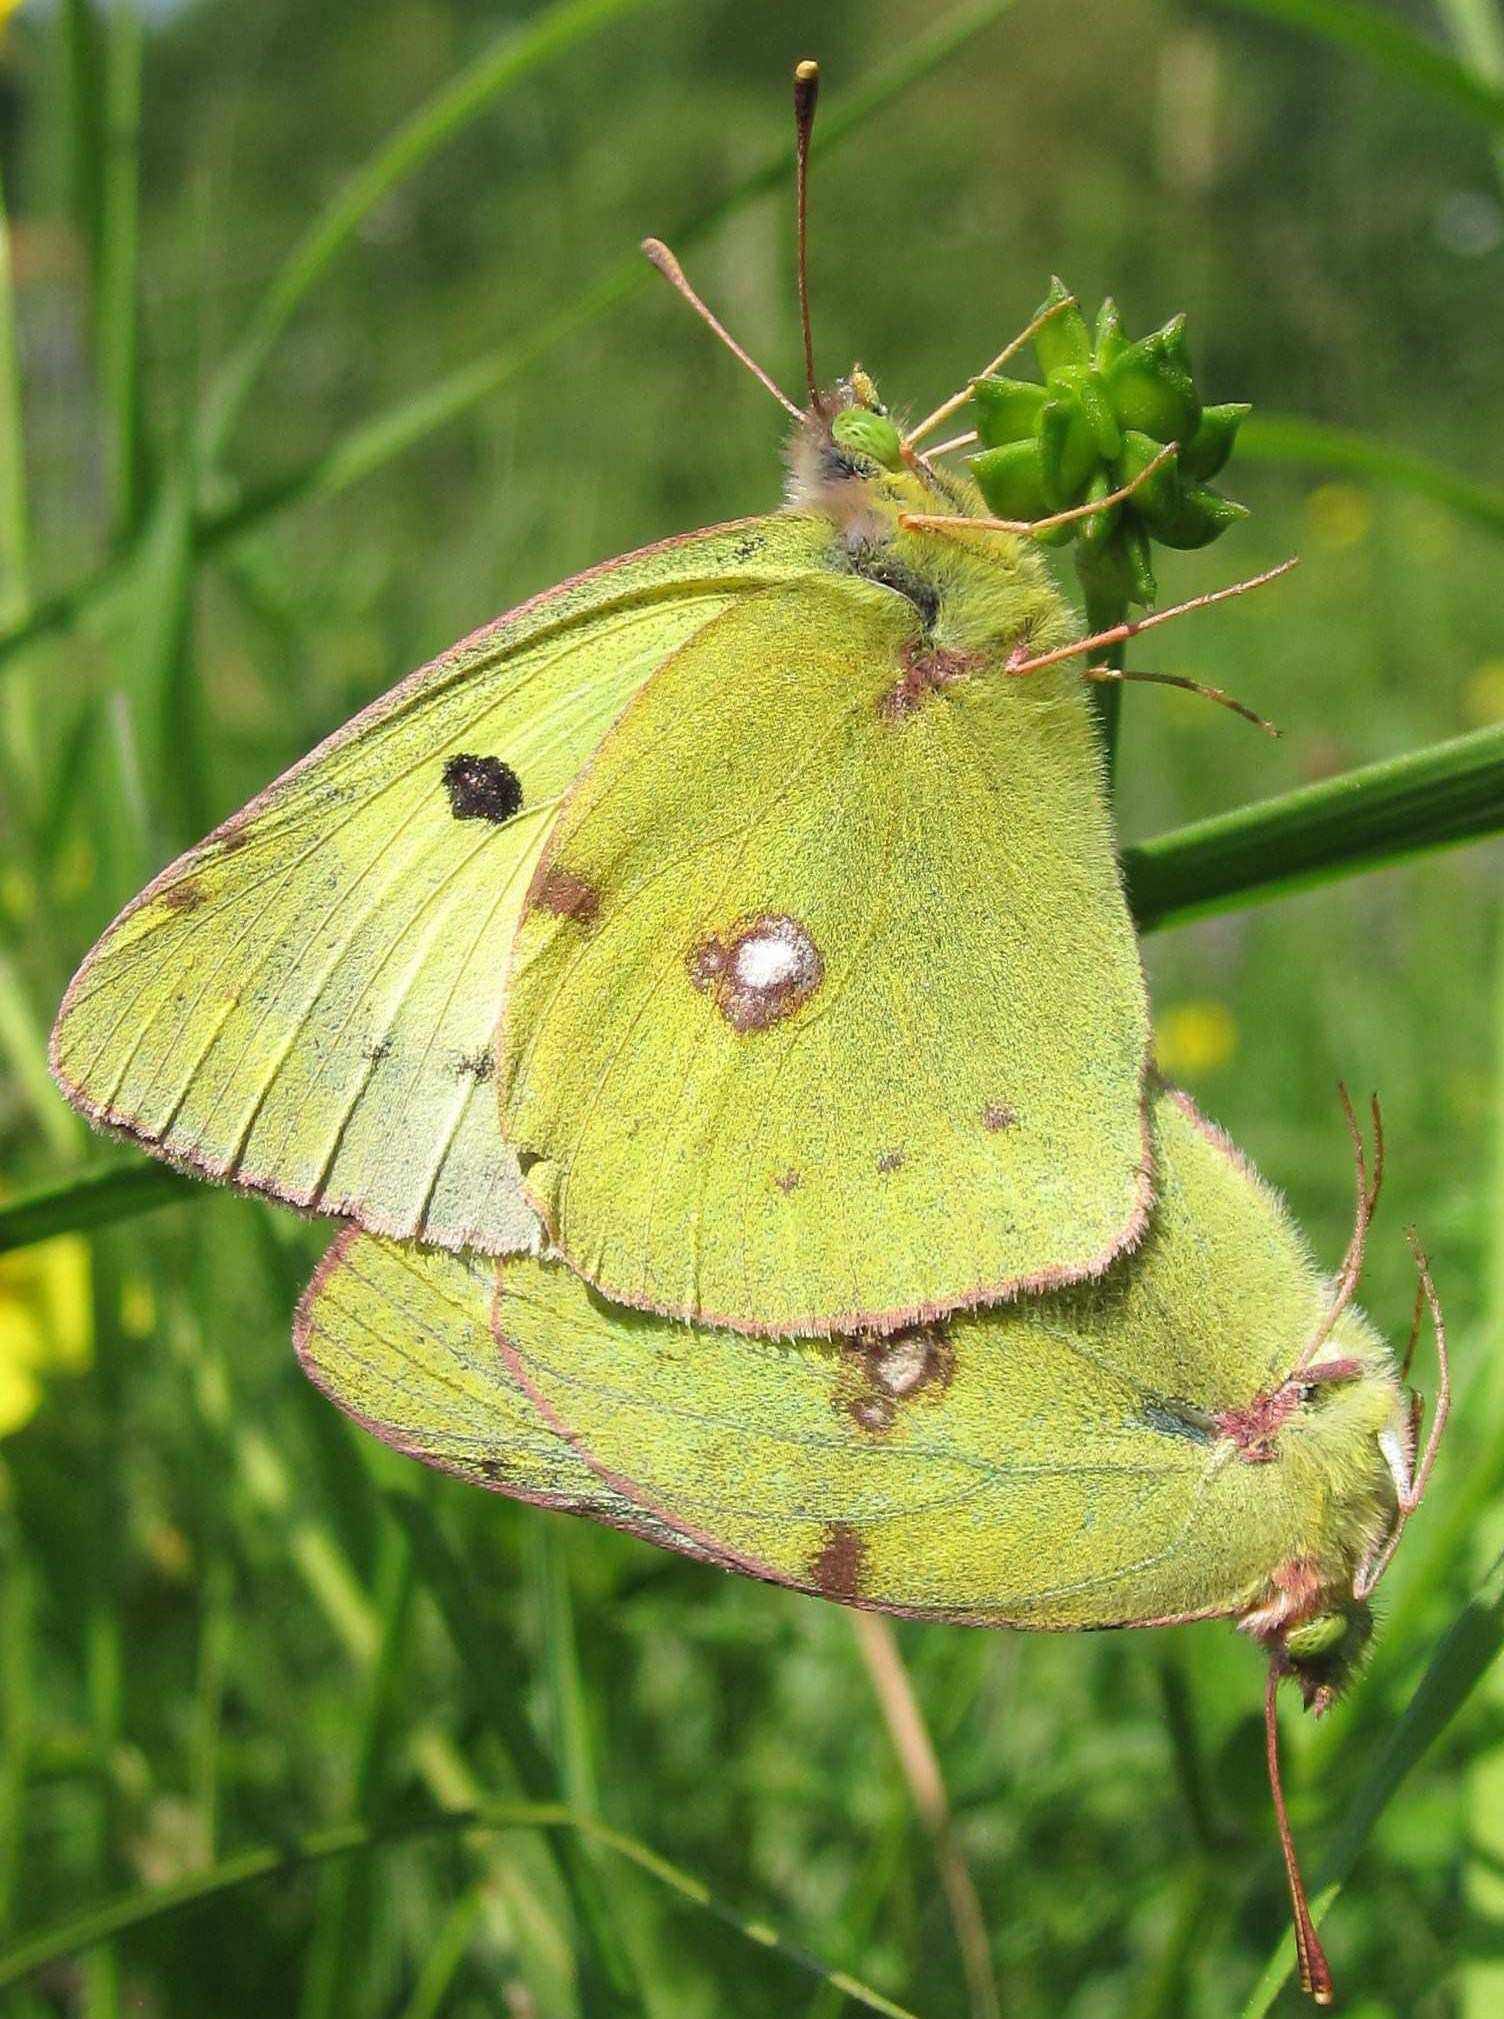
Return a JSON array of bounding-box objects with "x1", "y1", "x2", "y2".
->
[
  {"x1": 1303, "y1": 482, "x2": 1371, "y2": 552},
  {"x1": 1155, "y1": 999, "x2": 1238, "y2": 1077},
  {"x1": 1462, "y1": 659, "x2": 1504, "y2": 728},
  {"x1": 0, "y1": 1232, "x2": 91, "y2": 1438}
]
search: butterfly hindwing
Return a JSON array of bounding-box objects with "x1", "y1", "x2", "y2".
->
[
  {"x1": 52, "y1": 516, "x2": 828, "y2": 1250},
  {"x1": 293, "y1": 1227, "x2": 639, "y2": 1519},
  {"x1": 298, "y1": 1094, "x2": 1391, "y2": 1630},
  {"x1": 501, "y1": 572, "x2": 1152, "y2": 1335}
]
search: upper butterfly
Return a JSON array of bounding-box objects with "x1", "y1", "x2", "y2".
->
[{"x1": 49, "y1": 60, "x2": 1274, "y2": 1337}]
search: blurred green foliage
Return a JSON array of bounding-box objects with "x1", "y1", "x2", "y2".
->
[{"x1": 2, "y1": 0, "x2": 1504, "y2": 2014}]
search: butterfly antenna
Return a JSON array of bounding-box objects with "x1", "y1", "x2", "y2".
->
[
  {"x1": 1293, "y1": 1085, "x2": 1384, "y2": 1378},
  {"x1": 904, "y1": 287, "x2": 1080, "y2": 450},
  {"x1": 1005, "y1": 557, "x2": 1300, "y2": 680},
  {"x1": 793, "y1": 58, "x2": 822, "y2": 411},
  {"x1": 1265, "y1": 1667, "x2": 1336, "y2": 2007},
  {"x1": 1356, "y1": 1232, "x2": 1451, "y2": 1599},
  {"x1": 641, "y1": 238, "x2": 803, "y2": 421}
]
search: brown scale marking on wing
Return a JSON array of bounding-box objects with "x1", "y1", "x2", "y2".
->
[
  {"x1": 162, "y1": 879, "x2": 204, "y2": 914},
  {"x1": 809, "y1": 1521, "x2": 869, "y2": 1601},
  {"x1": 835, "y1": 1323, "x2": 954, "y2": 1435},
  {"x1": 530, "y1": 864, "x2": 600, "y2": 927},
  {"x1": 688, "y1": 913, "x2": 823, "y2": 1034}
]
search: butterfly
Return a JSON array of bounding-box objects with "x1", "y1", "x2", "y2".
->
[
  {"x1": 51, "y1": 60, "x2": 1281, "y2": 1338},
  {"x1": 295, "y1": 1081, "x2": 1449, "y2": 2008}
]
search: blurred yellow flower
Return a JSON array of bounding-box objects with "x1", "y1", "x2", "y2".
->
[
  {"x1": 0, "y1": 1232, "x2": 91, "y2": 1438},
  {"x1": 1155, "y1": 999, "x2": 1238, "y2": 1077},
  {"x1": 120, "y1": 1273, "x2": 157, "y2": 1339},
  {"x1": 51, "y1": 836, "x2": 95, "y2": 902},
  {"x1": 1303, "y1": 482, "x2": 1372, "y2": 551},
  {"x1": 1462, "y1": 658, "x2": 1504, "y2": 728}
]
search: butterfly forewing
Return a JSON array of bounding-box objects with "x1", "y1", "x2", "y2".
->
[
  {"x1": 501, "y1": 573, "x2": 1152, "y2": 1335},
  {"x1": 52, "y1": 516, "x2": 828, "y2": 1250}
]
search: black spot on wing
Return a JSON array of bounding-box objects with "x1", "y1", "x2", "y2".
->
[{"x1": 443, "y1": 753, "x2": 523, "y2": 823}]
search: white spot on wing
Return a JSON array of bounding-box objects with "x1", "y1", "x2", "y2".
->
[{"x1": 734, "y1": 931, "x2": 805, "y2": 990}]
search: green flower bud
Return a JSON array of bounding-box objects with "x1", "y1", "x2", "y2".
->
[
  {"x1": 1150, "y1": 486, "x2": 1249, "y2": 551},
  {"x1": 971, "y1": 375, "x2": 1048, "y2": 448},
  {"x1": 966, "y1": 281, "x2": 1249, "y2": 635},
  {"x1": 1032, "y1": 275, "x2": 1092, "y2": 378},
  {"x1": 1182, "y1": 402, "x2": 1250, "y2": 481},
  {"x1": 1093, "y1": 296, "x2": 1129, "y2": 370},
  {"x1": 1104, "y1": 333, "x2": 1200, "y2": 445},
  {"x1": 1037, "y1": 395, "x2": 1098, "y2": 507},
  {"x1": 969, "y1": 441, "x2": 1050, "y2": 521}
]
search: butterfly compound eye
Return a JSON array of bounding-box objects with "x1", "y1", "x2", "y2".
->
[{"x1": 829, "y1": 405, "x2": 904, "y2": 471}]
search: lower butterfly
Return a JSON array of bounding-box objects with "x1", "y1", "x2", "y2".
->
[{"x1": 296, "y1": 1084, "x2": 1448, "y2": 2008}]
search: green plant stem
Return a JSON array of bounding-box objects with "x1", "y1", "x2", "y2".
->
[
  {"x1": 1124, "y1": 721, "x2": 1504, "y2": 933},
  {"x1": 0, "y1": 1803, "x2": 920, "y2": 2019},
  {"x1": 1220, "y1": 0, "x2": 1504, "y2": 129},
  {"x1": 1239, "y1": 414, "x2": 1504, "y2": 536}
]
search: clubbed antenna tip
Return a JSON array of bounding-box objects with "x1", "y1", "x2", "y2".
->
[{"x1": 793, "y1": 58, "x2": 821, "y2": 411}]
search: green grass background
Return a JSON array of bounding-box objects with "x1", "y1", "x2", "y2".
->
[{"x1": 2, "y1": 0, "x2": 1504, "y2": 2013}]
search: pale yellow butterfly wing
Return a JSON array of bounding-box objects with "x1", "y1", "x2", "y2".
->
[
  {"x1": 298, "y1": 1093, "x2": 1397, "y2": 1630},
  {"x1": 501, "y1": 573, "x2": 1151, "y2": 1335},
  {"x1": 52, "y1": 517, "x2": 827, "y2": 1250}
]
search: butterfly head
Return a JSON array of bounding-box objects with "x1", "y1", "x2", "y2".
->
[{"x1": 826, "y1": 369, "x2": 905, "y2": 471}]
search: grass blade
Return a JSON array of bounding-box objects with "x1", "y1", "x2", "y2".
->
[
  {"x1": 0, "y1": 953, "x2": 84, "y2": 1163},
  {"x1": 1125, "y1": 721, "x2": 1504, "y2": 933},
  {"x1": 1434, "y1": 0, "x2": 1504, "y2": 191},
  {"x1": 0, "y1": 0, "x2": 1024, "y2": 680},
  {"x1": 1220, "y1": 0, "x2": 1504, "y2": 128},
  {"x1": 199, "y1": 0, "x2": 1025, "y2": 531},
  {"x1": 532, "y1": 1521, "x2": 648, "y2": 2013},
  {"x1": 0, "y1": 165, "x2": 28, "y2": 629},
  {"x1": 1239, "y1": 414, "x2": 1504, "y2": 538},
  {"x1": 1240, "y1": 1546, "x2": 1504, "y2": 2016},
  {"x1": 0, "y1": 1163, "x2": 197, "y2": 1252},
  {"x1": 298, "y1": 1518, "x2": 417, "y2": 2019},
  {"x1": 0, "y1": 1803, "x2": 923, "y2": 2019},
  {"x1": 197, "y1": 0, "x2": 662, "y2": 460},
  {"x1": 849, "y1": 1614, "x2": 1000, "y2": 2019},
  {"x1": 97, "y1": 1, "x2": 144, "y2": 537}
]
